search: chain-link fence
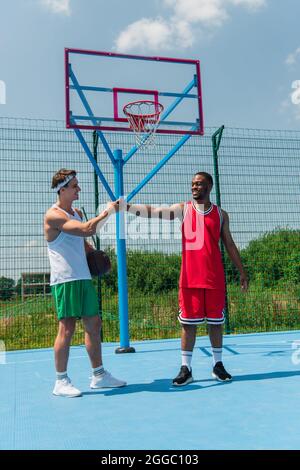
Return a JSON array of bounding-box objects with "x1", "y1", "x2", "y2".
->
[{"x1": 0, "y1": 117, "x2": 299, "y2": 350}]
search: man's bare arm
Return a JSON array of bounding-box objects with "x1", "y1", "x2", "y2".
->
[
  {"x1": 221, "y1": 210, "x2": 248, "y2": 290},
  {"x1": 74, "y1": 209, "x2": 99, "y2": 251},
  {"x1": 46, "y1": 201, "x2": 119, "y2": 237},
  {"x1": 126, "y1": 202, "x2": 184, "y2": 220}
]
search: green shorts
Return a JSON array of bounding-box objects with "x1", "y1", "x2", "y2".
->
[{"x1": 51, "y1": 279, "x2": 99, "y2": 321}]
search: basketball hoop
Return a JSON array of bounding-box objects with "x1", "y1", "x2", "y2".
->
[{"x1": 123, "y1": 100, "x2": 164, "y2": 148}]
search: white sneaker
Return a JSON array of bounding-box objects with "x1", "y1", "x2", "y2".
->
[
  {"x1": 53, "y1": 377, "x2": 82, "y2": 397},
  {"x1": 90, "y1": 370, "x2": 127, "y2": 389}
]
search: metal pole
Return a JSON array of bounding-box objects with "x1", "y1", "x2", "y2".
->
[
  {"x1": 211, "y1": 126, "x2": 231, "y2": 334},
  {"x1": 92, "y1": 131, "x2": 103, "y2": 341},
  {"x1": 212, "y1": 126, "x2": 224, "y2": 207},
  {"x1": 114, "y1": 149, "x2": 135, "y2": 353}
]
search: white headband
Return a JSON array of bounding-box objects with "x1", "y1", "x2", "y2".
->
[{"x1": 53, "y1": 175, "x2": 75, "y2": 192}]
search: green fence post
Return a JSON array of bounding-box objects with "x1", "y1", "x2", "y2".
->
[
  {"x1": 93, "y1": 131, "x2": 103, "y2": 340},
  {"x1": 211, "y1": 125, "x2": 231, "y2": 334}
]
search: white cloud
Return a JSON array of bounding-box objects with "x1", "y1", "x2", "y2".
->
[
  {"x1": 115, "y1": 0, "x2": 267, "y2": 53},
  {"x1": 115, "y1": 17, "x2": 195, "y2": 52},
  {"x1": 285, "y1": 47, "x2": 300, "y2": 66},
  {"x1": 175, "y1": 20, "x2": 194, "y2": 47},
  {"x1": 40, "y1": 0, "x2": 71, "y2": 15},
  {"x1": 116, "y1": 18, "x2": 173, "y2": 52},
  {"x1": 165, "y1": 0, "x2": 228, "y2": 26},
  {"x1": 228, "y1": 0, "x2": 266, "y2": 11}
]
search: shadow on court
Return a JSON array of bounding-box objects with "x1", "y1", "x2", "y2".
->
[
  {"x1": 82, "y1": 378, "x2": 231, "y2": 396},
  {"x1": 81, "y1": 369, "x2": 300, "y2": 396},
  {"x1": 232, "y1": 370, "x2": 300, "y2": 382}
]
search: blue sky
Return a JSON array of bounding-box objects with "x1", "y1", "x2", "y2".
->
[{"x1": 0, "y1": 0, "x2": 300, "y2": 130}]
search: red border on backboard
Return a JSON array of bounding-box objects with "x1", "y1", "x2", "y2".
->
[{"x1": 65, "y1": 48, "x2": 204, "y2": 135}]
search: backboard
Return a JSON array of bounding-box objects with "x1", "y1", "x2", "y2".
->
[{"x1": 65, "y1": 48, "x2": 204, "y2": 136}]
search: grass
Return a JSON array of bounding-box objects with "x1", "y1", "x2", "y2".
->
[
  {"x1": 1, "y1": 283, "x2": 300, "y2": 350},
  {"x1": 227, "y1": 283, "x2": 300, "y2": 333}
]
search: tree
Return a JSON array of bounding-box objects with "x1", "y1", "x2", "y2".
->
[{"x1": 0, "y1": 277, "x2": 15, "y2": 301}]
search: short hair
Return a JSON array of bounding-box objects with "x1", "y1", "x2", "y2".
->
[
  {"x1": 193, "y1": 172, "x2": 213, "y2": 186},
  {"x1": 51, "y1": 169, "x2": 77, "y2": 190}
]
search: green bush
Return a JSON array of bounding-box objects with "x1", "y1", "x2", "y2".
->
[
  {"x1": 101, "y1": 248, "x2": 118, "y2": 292},
  {"x1": 227, "y1": 280, "x2": 300, "y2": 332},
  {"x1": 0, "y1": 277, "x2": 15, "y2": 301},
  {"x1": 282, "y1": 251, "x2": 300, "y2": 284},
  {"x1": 226, "y1": 229, "x2": 300, "y2": 287},
  {"x1": 127, "y1": 251, "x2": 180, "y2": 294},
  {"x1": 101, "y1": 250, "x2": 181, "y2": 294},
  {"x1": 101, "y1": 229, "x2": 300, "y2": 293}
]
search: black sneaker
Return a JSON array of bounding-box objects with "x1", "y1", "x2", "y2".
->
[
  {"x1": 172, "y1": 366, "x2": 193, "y2": 386},
  {"x1": 212, "y1": 362, "x2": 232, "y2": 382}
]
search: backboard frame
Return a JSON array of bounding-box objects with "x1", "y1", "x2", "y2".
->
[{"x1": 65, "y1": 48, "x2": 204, "y2": 135}]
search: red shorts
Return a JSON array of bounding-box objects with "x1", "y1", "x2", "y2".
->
[{"x1": 178, "y1": 288, "x2": 225, "y2": 325}]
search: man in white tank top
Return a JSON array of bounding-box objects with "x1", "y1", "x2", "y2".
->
[{"x1": 44, "y1": 169, "x2": 126, "y2": 397}]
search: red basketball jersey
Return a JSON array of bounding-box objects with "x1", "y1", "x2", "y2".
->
[{"x1": 179, "y1": 202, "x2": 225, "y2": 289}]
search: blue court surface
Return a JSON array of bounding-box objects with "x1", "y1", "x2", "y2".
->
[{"x1": 1, "y1": 330, "x2": 300, "y2": 450}]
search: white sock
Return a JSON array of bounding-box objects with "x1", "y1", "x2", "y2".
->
[
  {"x1": 56, "y1": 371, "x2": 67, "y2": 380},
  {"x1": 181, "y1": 350, "x2": 193, "y2": 371},
  {"x1": 93, "y1": 366, "x2": 104, "y2": 377},
  {"x1": 212, "y1": 348, "x2": 222, "y2": 366}
]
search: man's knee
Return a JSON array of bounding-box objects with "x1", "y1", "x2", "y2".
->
[
  {"x1": 182, "y1": 324, "x2": 197, "y2": 336},
  {"x1": 84, "y1": 315, "x2": 102, "y2": 335},
  {"x1": 208, "y1": 324, "x2": 223, "y2": 332},
  {"x1": 58, "y1": 319, "x2": 76, "y2": 340}
]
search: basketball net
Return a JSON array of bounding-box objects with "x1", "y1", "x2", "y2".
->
[{"x1": 123, "y1": 100, "x2": 164, "y2": 149}]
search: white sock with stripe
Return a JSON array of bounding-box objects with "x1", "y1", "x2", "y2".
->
[
  {"x1": 56, "y1": 371, "x2": 68, "y2": 380},
  {"x1": 93, "y1": 366, "x2": 105, "y2": 377},
  {"x1": 181, "y1": 350, "x2": 193, "y2": 371},
  {"x1": 212, "y1": 348, "x2": 222, "y2": 366}
]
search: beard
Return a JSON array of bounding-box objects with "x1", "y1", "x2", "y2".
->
[{"x1": 193, "y1": 189, "x2": 208, "y2": 200}]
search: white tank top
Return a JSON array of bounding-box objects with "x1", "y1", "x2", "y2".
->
[{"x1": 47, "y1": 204, "x2": 91, "y2": 286}]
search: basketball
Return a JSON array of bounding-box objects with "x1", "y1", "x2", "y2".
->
[{"x1": 87, "y1": 250, "x2": 111, "y2": 277}]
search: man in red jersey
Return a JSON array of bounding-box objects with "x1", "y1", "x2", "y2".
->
[{"x1": 125, "y1": 172, "x2": 248, "y2": 386}]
